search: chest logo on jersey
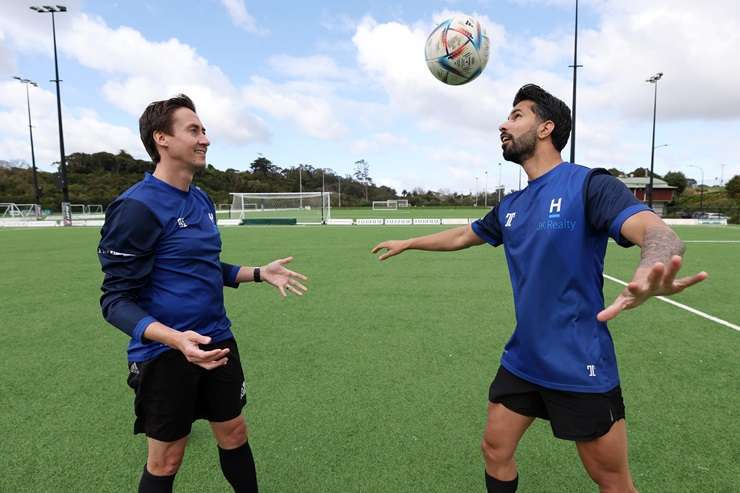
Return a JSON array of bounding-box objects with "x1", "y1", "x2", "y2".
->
[
  {"x1": 548, "y1": 197, "x2": 562, "y2": 218},
  {"x1": 504, "y1": 212, "x2": 517, "y2": 227},
  {"x1": 537, "y1": 197, "x2": 576, "y2": 232},
  {"x1": 177, "y1": 217, "x2": 188, "y2": 229},
  {"x1": 587, "y1": 364, "x2": 597, "y2": 377}
]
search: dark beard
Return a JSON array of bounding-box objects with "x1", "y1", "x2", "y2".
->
[{"x1": 502, "y1": 127, "x2": 537, "y2": 164}]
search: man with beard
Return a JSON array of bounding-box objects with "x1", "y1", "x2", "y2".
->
[{"x1": 371, "y1": 84, "x2": 707, "y2": 493}]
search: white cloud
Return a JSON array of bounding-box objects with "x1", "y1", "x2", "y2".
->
[
  {"x1": 0, "y1": 80, "x2": 141, "y2": 168},
  {"x1": 62, "y1": 14, "x2": 270, "y2": 144},
  {"x1": 351, "y1": 132, "x2": 409, "y2": 154},
  {"x1": 220, "y1": 0, "x2": 267, "y2": 34},
  {"x1": 242, "y1": 77, "x2": 347, "y2": 140}
]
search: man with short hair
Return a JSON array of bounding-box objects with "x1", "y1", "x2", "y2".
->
[
  {"x1": 372, "y1": 84, "x2": 707, "y2": 493},
  {"x1": 98, "y1": 94, "x2": 308, "y2": 493}
]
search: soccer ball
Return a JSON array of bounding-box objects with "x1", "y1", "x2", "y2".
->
[{"x1": 424, "y1": 16, "x2": 490, "y2": 86}]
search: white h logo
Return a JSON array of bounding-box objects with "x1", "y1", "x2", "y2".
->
[
  {"x1": 587, "y1": 365, "x2": 596, "y2": 377},
  {"x1": 505, "y1": 212, "x2": 516, "y2": 227},
  {"x1": 549, "y1": 198, "x2": 562, "y2": 214}
]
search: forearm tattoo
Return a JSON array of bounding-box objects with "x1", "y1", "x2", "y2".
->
[{"x1": 639, "y1": 226, "x2": 686, "y2": 267}]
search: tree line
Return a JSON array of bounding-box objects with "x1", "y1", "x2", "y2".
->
[{"x1": 2, "y1": 153, "x2": 738, "y2": 212}]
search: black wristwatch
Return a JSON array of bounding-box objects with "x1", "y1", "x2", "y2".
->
[{"x1": 253, "y1": 267, "x2": 262, "y2": 283}]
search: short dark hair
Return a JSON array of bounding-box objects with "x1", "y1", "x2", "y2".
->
[
  {"x1": 513, "y1": 84, "x2": 571, "y2": 152},
  {"x1": 139, "y1": 94, "x2": 196, "y2": 163}
]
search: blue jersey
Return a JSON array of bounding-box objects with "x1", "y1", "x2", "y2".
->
[
  {"x1": 98, "y1": 172, "x2": 241, "y2": 362},
  {"x1": 471, "y1": 163, "x2": 650, "y2": 392}
]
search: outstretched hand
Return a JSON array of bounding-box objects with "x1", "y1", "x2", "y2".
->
[
  {"x1": 262, "y1": 256, "x2": 308, "y2": 298},
  {"x1": 371, "y1": 240, "x2": 409, "y2": 261},
  {"x1": 597, "y1": 255, "x2": 708, "y2": 322}
]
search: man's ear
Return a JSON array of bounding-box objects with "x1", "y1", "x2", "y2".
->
[
  {"x1": 538, "y1": 120, "x2": 555, "y2": 140},
  {"x1": 153, "y1": 130, "x2": 168, "y2": 150}
]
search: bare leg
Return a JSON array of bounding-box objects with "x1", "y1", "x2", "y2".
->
[
  {"x1": 575, "y1": 420, "x2": 638, "y2": 493},
  {"x1": 145, "y1": 435, "x2": 188, "y2": 476},
  {"x1": 481, "y1": 402, "x2": 535, "y2": 481}
]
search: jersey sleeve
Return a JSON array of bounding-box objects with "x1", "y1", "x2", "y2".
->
[
  {"x1": 586, "y1": 171, "x2": 652, "y2": 247},
  {"x1": 98, "y1": 198, "x2": 162, "y2": 342},
  {"x1": 471, "y1": 205, "x2": 503, "y2": 246},
  {"x1": 220, "y1": 262, "x2": 241, "y2": 288}
]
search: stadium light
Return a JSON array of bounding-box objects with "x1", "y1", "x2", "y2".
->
[
  {"x1": 646, "y1": 71, "x2": 664, "y2": 209},
  {"x1": 569, "y1": 0, "x2": 583, "y2": 163},
  {"x1": 13, "y1": 76, "x2": 42, "y2": 214},
  {"x1": 688, "y1": 164, "x2": 704, "y2": 212},
  {"x1": 30, "y1": 4, "x2": 70, "y2": 225}
]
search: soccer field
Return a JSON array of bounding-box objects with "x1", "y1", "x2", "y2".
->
[{"x1": 1, "y1": 225, "x2": 738, "y2": 492}]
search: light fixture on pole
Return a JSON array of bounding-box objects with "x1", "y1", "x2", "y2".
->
[
  {"x1": 14, "y1": 76, "x2": 42, "y2": 216},
  {"x1": 688, "y1": 164, "x2": 704, "y2": 212},
  {"x1": 646, "y1": 71, "x2": 664, "y2": 209},
  {"x1": 30, "y1": 4, "x2": 70, "y2": 225}
]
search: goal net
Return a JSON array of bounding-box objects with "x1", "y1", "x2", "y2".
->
[
  {"x1": 1, "y1": 203, "x2": 41, "y2": 218},
  {"x1": 230, "y1": 192, "x2": 331, "y2": 224},
  {"x1": 372, "y1": 200, "x2": 398, "y2": 210},
  {"x1": 398, "y1": 199, "x2": 410, "y2": 208}
]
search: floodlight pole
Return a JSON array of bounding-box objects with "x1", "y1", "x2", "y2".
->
[
  {"x1": 14, "y1": 77, "x2": 42, "y2": 212},
  {"x1": 321, "y1": 168, "x2": 326, "y2": 224},
  {"x1": 298, "y1": 165, "x2": 303, "y2": 209},
  {"x1": 31, "y1": 5, "x2": 70, "y2": 224},
  {"x1": 569, "y1": 0, "x2": 583, "y2": 163},
  {"x1": 646, "y1": 72, "x2": 663, "y2": 209},
  {"x1": 484, "y1": 170, "x2": 488, "y2": 208}
]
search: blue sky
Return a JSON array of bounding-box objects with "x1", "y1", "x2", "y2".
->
[{"x1": 1, "y1": 0, "x2": 739, "y2": 195}]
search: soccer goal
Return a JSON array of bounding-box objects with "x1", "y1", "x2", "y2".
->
[
  {"x1": 372, "y1": 200, "x2": 398, "y2": 210},
  {"x1": 86, "y1": 204, "x2": 104, "y2": 215},
  {"x1": 230, "y1": 192, "x2": 331, "y2": 224},
  {"x1": 397, "y1": 199, "x2": 410, "y2": 208},
  {"x1": 0, "y1": 203, "x2": 41, "y2": 218},
  {"x1": 70, "y1": 204, "x2": 87, "y2": 217}
]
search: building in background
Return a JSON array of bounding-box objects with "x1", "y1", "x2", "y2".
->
[{"x1": 618, "y1": 177, "x2": 676, "y2": 216}]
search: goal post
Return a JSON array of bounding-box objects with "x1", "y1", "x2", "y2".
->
[
  {"x1": 230, "y1": 192, "x2": 331, "y2": 224},
  {"x1": 372, "y1": 200, "x2": 398, "y2": 210}
]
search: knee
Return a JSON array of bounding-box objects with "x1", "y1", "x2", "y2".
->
[
  {"x1": 218, "y1": 419, "x2": 248, "y2": 450},
  {"x1": 148, "y1": 449, "x2": 185, "y2": 476},
  {"x1": 588, "y1": 469, "x2": 637, "y2": 493},
  {"x1": 481, "y1": 434, "x2": 514, "y2": 465}
]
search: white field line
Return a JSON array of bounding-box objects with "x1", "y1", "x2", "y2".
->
[
  {"x1": 681, "y1": 240, "x2": 740, "y2": 243},
  {"x1": 603, "y1": 274, "x2": 740, "y2": 333}
]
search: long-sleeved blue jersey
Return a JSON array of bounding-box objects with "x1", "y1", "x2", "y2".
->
[
  {"x1": 98, "y1": 172, "x2": 240, "y2": 362},
  {"x1": 472, "y1": 163, "x2": 650, "y2": 393}
]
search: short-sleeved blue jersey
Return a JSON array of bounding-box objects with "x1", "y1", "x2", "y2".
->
[
  {"x1": 98, "y1": 172, "x2": 240, "y2": 362},
  {"x1": 472, "y1": 163, "x2": 650, "y2": 392}
]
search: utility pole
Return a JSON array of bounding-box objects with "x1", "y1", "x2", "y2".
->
[
  {"x1": 31, "y1": 5, "x2": 70, "y2": 225},
  {"x1": 14, "y1": 76, "x2": 42, "y2": 216}
]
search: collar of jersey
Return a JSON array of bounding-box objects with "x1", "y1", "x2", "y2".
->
[
  {"x1": 527, "y1": 161, "x2": 568, "y2": 186},
  {"x1": 144, "y1": 172, "x2": 191, "y2": 196}
]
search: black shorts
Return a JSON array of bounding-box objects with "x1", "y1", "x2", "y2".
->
[
  {"x1": 489, "y1": 366, "x2": 625, "y2": 441},
  {"x1": 126, "y1": 337, "x2": 246, "y2": 442}
]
